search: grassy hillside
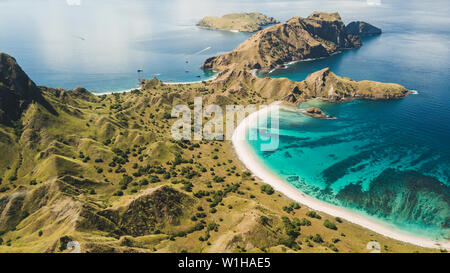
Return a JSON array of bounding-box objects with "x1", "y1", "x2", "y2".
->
[{"x1": 0, "y1": 52, "x2": 441, "y2": 253}]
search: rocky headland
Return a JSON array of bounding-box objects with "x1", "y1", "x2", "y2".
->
[
  {"x1": 202, "y1": 12, "x2": 362, "y2": 72},
  {"x1": 202, "y1": 12, "x2": 408, "y2": 104},
  {"x1": 345, "y1": 21, "x2": 382, "y2": 36}
]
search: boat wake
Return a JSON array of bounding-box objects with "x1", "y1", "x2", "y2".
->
[{"x1": 193, "y1": 46, "x2": 212, "y2": 55}]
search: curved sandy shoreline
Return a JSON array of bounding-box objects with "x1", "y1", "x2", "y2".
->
[{"x1": 231, "y1": 102, "x2": 449, "y2": 250}]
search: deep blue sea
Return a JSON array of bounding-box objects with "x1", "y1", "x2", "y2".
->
[{"x1": 1, "y1": 0, "x2": 449, "y2": 239}]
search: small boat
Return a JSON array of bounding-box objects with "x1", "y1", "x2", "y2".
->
[
  {"x1": 137, "y1": 69, "x2": 143, "y2": 72},
  {"x1": 196, "y1": 75, "x2": 201, "y2": 78}
]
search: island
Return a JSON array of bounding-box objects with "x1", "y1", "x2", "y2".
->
[
  {"x1": 345, "y1": 21, "x2": 382, "y2": 36},
  {"x1": 203, "y1": 12, "x2": 363, "y2": 72},
  {"x1": 301, "y1": 107, "x2": 336, "y2": 119},
  {"x1": 203, "y1": 12, "x2": 409, "y2": 104},
  {"x1": 0, "y1": 12, "x2": 444, "y2": 254},
  {"x1": 197, "y1": 12, "x2": 279, "y2": 32}
]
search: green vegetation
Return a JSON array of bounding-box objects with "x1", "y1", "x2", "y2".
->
[
  {"x1": 260, "y1": 184, "x2": 274, "y2": 195},
  {"x1": 306, "y1": 211, "x2": 322, "y2": 219},
  {"x1": 197, "y1": 12, "x2": 279, "y2": 32},
  {"x1": 324, "y1": 219, "x2": 338, "y2": 230},
  {"x1": 283, "y1": 202, "x2": 301, "y2": 213}
]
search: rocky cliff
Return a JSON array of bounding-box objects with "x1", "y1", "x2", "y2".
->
[
  {"x1": 209, "y1": 66, "x2": 409, "y2": 103},
  {"x1": 202, "y1": 12, "x2": 361, "y2": 71},
  {"x1": 345, "y1": 21, "x2": 382, "y2": 36},
  {"x1": 0, "y1": 53, "x2": 56, "y2": 125}
]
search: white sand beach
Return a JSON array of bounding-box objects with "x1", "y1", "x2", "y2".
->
[{"x1": 232, "y1": 102, "x2": 450, "y2": 250}]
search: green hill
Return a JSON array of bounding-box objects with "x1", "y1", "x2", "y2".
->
[{"x1": 197, "y1": 12, "x2": 279, "y2": 32}]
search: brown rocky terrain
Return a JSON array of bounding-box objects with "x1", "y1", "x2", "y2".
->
[
  {"x1": 208, "y1": 67, "x2": 409, "y2": 105},
  {"x1": 201, "y1": 12, "x2": 408, "y2": 105},
  {"x1": 202, "y1": 12, "x2": 361, "y2": 72}
]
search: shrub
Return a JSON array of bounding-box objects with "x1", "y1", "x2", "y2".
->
[
  {"x1": 298, "y1": 218, "x2": 311, "y2": 226},
  {"x1": 312, "y1": 234, "x2": 323, "y2": 243},
  {"x1": 332, "y1": 238, "x2": 340, "y2": 244},
  {"x1": 306, "y1": 211, "x2": 321, "y2": 219},
  {"x1": 324, "y1": 219, "x2": 338, "y2": 230},
  {"x1": 328, "y1": 243, "x2": 339, "y2": 252},
  {"x1": 140, "y1": 179, "x2": 149, "y2": 185},
  {"x1": 149, "y1": 175, "x2": 160, "y2": 183},
  {"x1": 114, "y1": 190, "x2": 124, "y2": 196},
  {"x1": 260, "y1": 184, "x2": 274, "y2": 195}
]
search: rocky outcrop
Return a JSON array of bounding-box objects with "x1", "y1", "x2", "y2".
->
[
  {"x1": 301, "y1": 107, "x2": 336, "y2": 119},
  {"x1": 197, "y1": 12, "x2": 279, "y2": 32},
  {"x1": 345, "y1": 21, "x2": 382, "y2": 36},
  {"x1": 202, "y1": 12, "x2": 361, "y2": 71},
  {"x1": 0, "y1": 53, "x2": 56, "y2": 125}
]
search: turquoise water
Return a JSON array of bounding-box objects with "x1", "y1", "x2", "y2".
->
[
  {"x1": 246, "y1": 1, "x2": 450, "y2": 240},
  {"x1": 1, "y1": 0, "x2": 449, "y2": 239}
]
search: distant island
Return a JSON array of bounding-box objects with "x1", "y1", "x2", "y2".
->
[
  {"x1": 197, "y1": 12, "x2": 279, "y2": 32},
  {"x1": 203, "y1": 12, "x2": 383, "y2": 73},
  {"x1": 345, "y1": 21, "x2": 382, "y2": 36}
]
